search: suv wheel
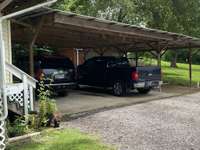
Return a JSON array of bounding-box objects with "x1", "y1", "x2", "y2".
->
[
  {"x1": 113, "y1": 81, "x2": 127, "y2": 96},
  {"x1": 137, "y1": 88, "x2": 151, "y2": 94}
]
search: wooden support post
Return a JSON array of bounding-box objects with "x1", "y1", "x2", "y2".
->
[
  {"x1": 124, "y1": 51, "x2": 127, "y2": 57},
  {"x1": 135, "y1": 52, "x2": 138, "y2": 67},
  {"x1": 189, "y1": 47, "x2": 192, "y2": 87},
  {"x1": 28, "y1": 17, "x2": 44, "y2": 76},
  {"x1": 157, "y1": 51, "x2": 161, "y2": 67},
  {"x1": 23, "y1": 75, "x2": 28, "y2": 117},
  {"x1": 29, "y1": 41, "x2": 34, "y2": 76}
]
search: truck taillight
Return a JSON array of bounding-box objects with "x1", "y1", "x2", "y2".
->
[
  {"x1": 36, "y1": 69, "x2": 44, "y2": 80},
  {"x1": 131, "y1": 71, "x2": 139, "y2": 81}
]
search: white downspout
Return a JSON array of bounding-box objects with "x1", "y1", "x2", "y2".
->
[{"x1": 76, "y1": 49, "x2": 79, "y2": 66}]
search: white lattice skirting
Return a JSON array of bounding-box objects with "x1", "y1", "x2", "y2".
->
[
  {"x1": 6, "y1": 83, "x2": 32, "y2": 111},
  {"x1": 0, "y1": 97, "x2": 6, "y2": 150}
]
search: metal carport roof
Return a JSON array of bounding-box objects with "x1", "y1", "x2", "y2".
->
[{"x1": 11, "y1": 7, "x2": 200, "y2": 51}]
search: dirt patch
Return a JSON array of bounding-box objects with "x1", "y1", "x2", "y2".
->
[{"x1": 161, "y1": 84, "x2": 200, "y2": 94}]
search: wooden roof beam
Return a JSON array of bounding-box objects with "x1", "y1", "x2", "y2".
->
[{"x1": 11, "y1": 19, "x2": 34, "y2": 29}]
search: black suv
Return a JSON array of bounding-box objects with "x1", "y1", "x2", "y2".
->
[{"x1": 35, "y1": 56, "x2": 76, "y2": 95}]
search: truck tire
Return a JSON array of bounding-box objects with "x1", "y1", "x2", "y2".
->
[
  {"x1": 58, "y1": 91, "x2": 67, "y2": 97},
  {"x1": 113, "y1": 81, "x2": 127, "y2": 96},
  {"x1": 137, "y1": 88, "x2": 151, "y2": 94}
]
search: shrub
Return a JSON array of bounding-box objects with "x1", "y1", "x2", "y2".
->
[
  {"x1": 28, "y1": 75, "x2": 57, "y2": 129},
  {"x1": 7, "y1": 75, "x2": 59, "y2": 137},
  {"x1": 7, "y1": 117, "x2": 29, "y2": 137}
]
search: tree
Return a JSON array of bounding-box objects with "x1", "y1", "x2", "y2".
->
[
  {"x1": 54, "y1": 0, "x2": 139, "y2": 24},
  {"x1": 135, "y1": 0, "x2": 200, "y2": 67},
  {"x1": 54, "y1": 0, "x2": 200, "y2": 65}
]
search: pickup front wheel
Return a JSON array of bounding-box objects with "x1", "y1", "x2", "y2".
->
[
  {"x1": 137, "y1": 88, "x2": 151, "y2": 94},
  {"x1": 113, "y1": 81, "x2": 127, "y2": 96}
]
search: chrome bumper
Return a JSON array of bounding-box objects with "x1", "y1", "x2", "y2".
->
[{"x1": 134, "y1": 81, "x2": 163, "y2": 88}]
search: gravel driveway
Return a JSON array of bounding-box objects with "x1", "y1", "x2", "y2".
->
[{"x1": 63, "y1": 92, "x2": 200, "y2": 150}]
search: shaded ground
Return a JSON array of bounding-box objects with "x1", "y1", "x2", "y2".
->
[
  {"x1": 63, "y1": 92, "x2": 200, "y2": 150},
  {"x1": 56, "y1": 85, "x2": 199, "y2": 119}
]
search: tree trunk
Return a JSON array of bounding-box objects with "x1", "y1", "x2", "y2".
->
[{"x1": 170, "y1": 51, "x2": 178, "y2": 68}]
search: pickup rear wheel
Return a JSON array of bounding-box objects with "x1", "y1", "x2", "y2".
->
[
  {"x1": 113, "y1": 81, "x2": 127, "y2": 96},
  {"x1": 137, "y1": 88, "x2": 151, "y2": 94}
]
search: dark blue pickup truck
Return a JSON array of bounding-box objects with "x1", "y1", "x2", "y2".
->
[{"x1": 77, "y1": 56, "x2": 162, "y2": 96}]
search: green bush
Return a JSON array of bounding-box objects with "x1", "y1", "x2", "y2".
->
[
  {"x1": 29, "y1": 75, "x2": 57, "y2": 129},
  {"x1": 7, "y1": 75, "x2": 58, "y2": 137},
  {"x1": 7, "y1": 117, "x2": 29, "y2": 137}
]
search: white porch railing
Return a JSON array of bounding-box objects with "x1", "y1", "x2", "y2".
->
[
  {"x1": 5, "y1": 62, "x2": 37, "y2": 115},
  {"x1": 0, "y1": 63, "x2": 37, "y2": 149}
]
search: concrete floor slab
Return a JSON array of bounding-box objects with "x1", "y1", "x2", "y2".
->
[{"x1": 56, "y1": 85, "x2": 199, "y2": 118}]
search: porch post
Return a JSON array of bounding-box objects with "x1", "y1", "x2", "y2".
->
[
  {"x1": 0, "y1": 20, "x2": 8, "y2": 118},
  {"x1": 157, "y1": 50, "x2": 161, "y2": 67},
  {"x1": 0, "y1": 19, "x2": 8, "y2": 150},
  {"x1": 188, "y1": 47, "x2": 192, "y2": 87},
  {"x1": 28, "y1": 17, "x2": 44, "y2": 76},
  {"x1": 3, "y1": 20, "x2": 12, "y2": 83}
]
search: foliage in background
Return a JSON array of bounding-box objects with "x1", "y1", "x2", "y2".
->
[
  {"x1": 13, "y1": 44, "x2": 56, "y2": 74},
  {"x1": 143, "y1": 58, "x2": 200, "y2": 86},
  {"x1": 54, "y1": 0, "x2": 200, "y2": 36},
  {"x1": 54, "y1": 0, "x2": 140, "y2": 25},
  {"x1": 54, "y1": 0, "x2": 200, "y2": 65}
]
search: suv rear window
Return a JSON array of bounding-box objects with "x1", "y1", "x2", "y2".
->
[{"x1": 39, "y1": 58, "x2": 74, "y2": 69}]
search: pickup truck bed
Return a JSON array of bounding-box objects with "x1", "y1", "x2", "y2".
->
[{"x1": 134, "y1": 66, "x2": 162, "y2": 88}]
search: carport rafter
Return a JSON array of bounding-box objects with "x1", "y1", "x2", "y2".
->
[{"x1": 11, "y1": 19, "x2": 34, "y2": 30}]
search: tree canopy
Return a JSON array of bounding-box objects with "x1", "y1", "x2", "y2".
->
[{"x1": 54, "y1": 0, "x2": 200, "y2": 64}]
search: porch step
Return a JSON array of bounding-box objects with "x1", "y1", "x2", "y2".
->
[{"x1": 8, "y1": 103, "x2": 23, "y2": 115}]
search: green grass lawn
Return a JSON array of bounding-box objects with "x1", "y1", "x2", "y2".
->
[
  {"x1": 161, "y1": 61, "x2": 200, "y2": 86},
  {"x1": 7, "y1": 129, "x2": 114, "y2": 150},
  {"x1": 143, "y1": 58, "x2": 200, "y2": 86}
]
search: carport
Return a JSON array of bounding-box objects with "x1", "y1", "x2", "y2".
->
[
  {"x1": 8, "y1": 7, "x2": 200, "y2": 118},
  {"x1": 11, "y1": 8, "x2": 200, "y2": 86}
]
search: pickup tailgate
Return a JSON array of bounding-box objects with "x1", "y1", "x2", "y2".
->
[{"x1": 136, "y1": 66, "x2": 161, "y2": 81}]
